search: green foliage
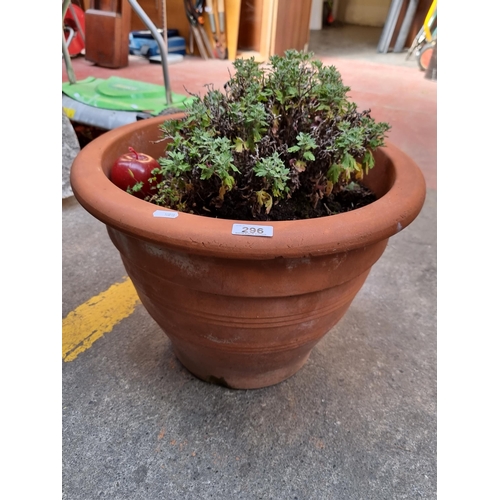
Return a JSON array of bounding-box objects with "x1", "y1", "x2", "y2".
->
[
  {"x1": 253, "y1": 152, "x2": 290, "y2": 200},
  {"x1": 148, "y1": 50, "x2": 390, "y2": 220}
]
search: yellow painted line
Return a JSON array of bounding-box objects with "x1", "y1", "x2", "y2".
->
[{"x1": 62, "y1": 277, "x2": 140, "y2": 362}]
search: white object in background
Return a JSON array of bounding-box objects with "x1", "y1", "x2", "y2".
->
[
  {"x1": 232, "y1": 224, "x2": 274, "y2": 238},
  {"x1": 310, "y1": 0, "x2": 324, "y2": 30}
]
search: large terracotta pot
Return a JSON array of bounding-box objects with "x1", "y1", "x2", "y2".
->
[{"x1": 70, "y1": 115, "x2": 426, "y2": 389}]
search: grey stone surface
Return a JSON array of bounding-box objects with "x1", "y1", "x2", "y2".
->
[
  {"x1": 62, "y1": 111, "x2": 79, "y2": 199},
  {"x1": 62, "y1": 190, "x2": 436, "y2": 500}
]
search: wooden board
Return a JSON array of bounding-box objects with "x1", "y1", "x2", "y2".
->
[
  {"x1": 226, "y1": 0, "x2": 242, "y2": 60},
  {"x1": 273, "y1": 0, "x2": 312, "y2": 56},
  {"x1": 235, "y1": 0, "x2": 274, "y2": 61},
  {"x1": 84, "y1": 0, "x2": 131, "y2": 68},
  {"x1": 236, "y1": 0, "x2": 311, "y2": 61}
]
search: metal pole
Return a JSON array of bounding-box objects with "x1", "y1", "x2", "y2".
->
[
  {"x1": 62, "y1": 0, "x2": 71, "y2": 17},
  {"x1": 377, "y1": 0, "x2": 404, "y2": 53},
  {"x1": 394, "y1": 0, "x2": 419, "y2": 53},
  {"x1": 62, "y1": 0, "x2": 77, "y2": 84},
  {"x1": 62, "y1": 29, "x2": 77, "y2": 84},
  {"x1": 161, "y1": 0, "x2": 168, "y2": 49},
  {"x1": 127, "y1": 0, "x2": 173, "y2": 105},
  {"x1": 68, "y1": 3, "x2": 85, "y2": 44},
  {"x1": 424, "y1": 41, "x2": 437, "y2": 81}
]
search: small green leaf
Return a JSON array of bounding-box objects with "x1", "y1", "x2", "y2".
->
[
  {"x1": 199, "y1": 165, "x2": 214, "y2": 180},
  {"x1": 223, "y1": 175, "x2": 235, "y2": 190},
  {"x1": 327, "y1": 164, "x2": 341, "y2": 184},
  {"x1": 341, "y1": 153, "x2": 356, "y2": 172}
]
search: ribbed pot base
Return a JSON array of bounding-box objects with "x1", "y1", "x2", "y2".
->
[{"x1": 172, "y1": 343, "x2": 312, "y2": 390}]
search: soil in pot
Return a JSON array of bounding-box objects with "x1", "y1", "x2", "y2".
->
[{"x1": 181, "y1": 182, "x2": 377, "y2": 221}]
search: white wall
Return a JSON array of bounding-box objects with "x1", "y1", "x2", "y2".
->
[
  {"x1": 342, "y1": 0, "x2": 392, "y2": 27},
  {"x1": 310, "y1": 0, "x2": 324, "y2": 30}
]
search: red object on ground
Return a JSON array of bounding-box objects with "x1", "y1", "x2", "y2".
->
[{"x1": 64, "y1": 4, "x2": 86, "y2": 57}]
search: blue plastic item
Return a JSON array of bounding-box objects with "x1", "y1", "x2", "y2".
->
[{"x1": 129, "y1": 30, "x2": 186, "y2": 57}]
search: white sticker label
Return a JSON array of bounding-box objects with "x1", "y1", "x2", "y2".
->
[
  {"x1": 153, "y1": 210, "x2": 179, "y2": 218},
  {"x1": 232, "y1": 224, "x2": 273, "y2": 237}
]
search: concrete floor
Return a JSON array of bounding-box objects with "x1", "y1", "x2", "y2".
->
[
  {"x1": 309, "y1": 24, "x2": 419, "y2": 68},
  {"x1": 63, "y1": 24, "x2": 436, "y2": 499}
]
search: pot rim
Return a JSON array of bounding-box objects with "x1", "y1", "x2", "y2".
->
[{"x1": 70, "y1": 115, "x2": 426, "y2": 259}]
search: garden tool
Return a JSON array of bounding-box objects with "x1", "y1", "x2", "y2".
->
[
  {"x1": 184, "y1": 0, "x2": 214, "y2": 59},
  {"x1": 405, "y1": 0, "x2": 437, "y2": 71},
  {"x1": 205, "y1": 0, "x2": 225, "y2": 59}
]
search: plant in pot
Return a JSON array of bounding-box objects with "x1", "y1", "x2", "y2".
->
[{"x1": 70, "y1": 50, "x2": 426, "y2": 390}]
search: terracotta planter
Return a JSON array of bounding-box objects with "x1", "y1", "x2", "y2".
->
[{"x1": 70, "y1": 115, "x2": 426, "y2": 389}]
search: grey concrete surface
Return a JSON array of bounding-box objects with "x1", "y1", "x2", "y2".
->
[
  {"x1": 62, "y1": 188, "x2": 436, "y2": 499},
  {"x1": 309, "y1": 24, "x2": 419, "y2": 69}
]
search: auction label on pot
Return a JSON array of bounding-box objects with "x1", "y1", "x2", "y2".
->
[
  {"x1": 232, "y1": 224, "x2": 273, "y2": 237},
  {"x1": 153, "y1": 210, "x2": 179, "y2": 218}
]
